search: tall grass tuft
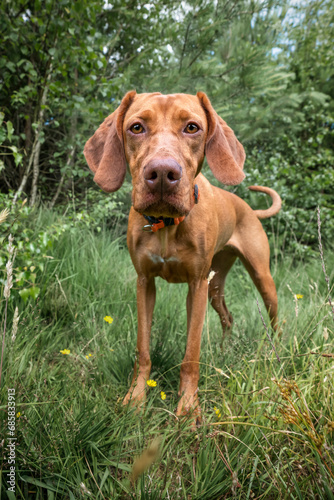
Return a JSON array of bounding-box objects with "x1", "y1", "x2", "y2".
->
[{"x1": 0, "y1": 216, "x2": 15, "y2": 388}]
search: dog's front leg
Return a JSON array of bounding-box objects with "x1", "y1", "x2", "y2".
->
[
  {"x1": 123, "y1": 276, "x2": 156, "y2": 407},
  {"x1": 177, "y1": 278, "x2": 208, "y2": 421}
]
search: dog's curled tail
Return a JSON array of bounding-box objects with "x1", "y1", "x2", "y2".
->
[{"x1": 248, "y1": 186, "x2": 282, "y2": 220}]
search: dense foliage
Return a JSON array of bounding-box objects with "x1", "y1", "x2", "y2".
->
[{"x1": 0, "y1": 0, "x2": 333, "y2": 250}]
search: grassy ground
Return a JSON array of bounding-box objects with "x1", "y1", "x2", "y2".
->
[{"x1": 1, "y1": 209, "x2": 334, "y2": 499}]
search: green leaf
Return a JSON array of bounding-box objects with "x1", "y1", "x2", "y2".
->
[
  {"x1": 72, "y1": 95, "x2": 84, "y2": 103},
  {"x1": 30, "y1": 286, "x2": 40, "y2": 300},
  {"x1": 7, "y1": 121, "x2": 14, "y2": 141},
  {"x1": 13, "y1": 152, "x2": 23, "y2": 167},
  {"x1": 19, "y1": 288, "x2": 30, "y2": 302},
  {"x1": 6, "y1": 61, "x2": 16, "y2": 73}
]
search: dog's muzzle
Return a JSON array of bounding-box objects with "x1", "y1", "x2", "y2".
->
[{"x1": 143, "y1": 158, "x2": 182, "y2": 194}]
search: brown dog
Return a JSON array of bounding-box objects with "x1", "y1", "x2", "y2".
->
[{"x1": 84, "y1": 91, "x2": 281, "y2": 421}]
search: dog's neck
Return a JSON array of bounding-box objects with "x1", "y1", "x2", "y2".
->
[{"x1": 141, "y1": 184, "x2": 200, "y2": 233}]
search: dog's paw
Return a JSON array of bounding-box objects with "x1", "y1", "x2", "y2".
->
[
  {"x1": 176, "y1": 393, "x2": 202, "y2": 429},
  {"x1": 123, "y1": 384, "x2": 146, "y2": 408}
]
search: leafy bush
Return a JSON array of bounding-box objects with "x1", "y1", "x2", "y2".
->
[
  {"x1": 222, "y1": 106, "x2": 334, "y2": 257},
  {"x1": 58, "y1": 178, "x2": 132, "y2": 233},
  {"x1": 0, "y1": 195, "x2": 66, "y2": 302}
]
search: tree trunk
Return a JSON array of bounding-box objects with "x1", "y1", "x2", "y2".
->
[
  {"x1": 12, "y1": 59, "x2": 54, "y2": 207},
  {"x1": 12, "y1": 135, "x2": 38, "y2": 206},
  {"x1": 49, "y1": 67, "x2": 78, "y2": 209},
  {"x1": 29, "y1": 63, "x2": 53, "y2": 207},
  {"x1": 49, "y1": 146, "x2": 76, "y2": 209}
]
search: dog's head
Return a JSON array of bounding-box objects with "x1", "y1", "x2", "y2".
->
[{"x1": 84, "y1": 91, "x2": 245, "y2": 218}]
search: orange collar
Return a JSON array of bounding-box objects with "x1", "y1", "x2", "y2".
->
[{"x1": 142, "y1": 184, "x2": 200, "y2": 233}]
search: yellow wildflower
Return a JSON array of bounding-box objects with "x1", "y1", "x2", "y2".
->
[
  {"x1": 60, "y1": 349, "x2": 71, "y2": 355},
  {"x1": 161, "y1": 391, "x2": 166, "y2": 400},
  {"x1": 88, "y1": 353, "x2": 92, "y2": 357},
  {"x1": 147, "y1": 379, "x2": 157, "y2": 387},
  {"x1": 85, "y1": 355, "x2": 89, "y2": 359},
  {"x1": 16, "y1": 412, "x2": 21, "y2": 418},
  {"x1": 104, "y1": 316, "x2": 113, "y2": 324},
  {"x1": 214, "y1": 407, "x2": 221, "y2": 419},
  {"x1": 296, "y1": 294, "x2": 303, "y2": 300}
]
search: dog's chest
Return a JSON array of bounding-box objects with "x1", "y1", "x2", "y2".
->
[
  {"x1": 129, "y1": 219, "x2": 212, "y2": 283},
  {"x1": 141, "y1": 232, "x2": 209, "y2": 283},
  {"x1": 145, "y1": 251, "x2": 186, "y2": 283}
]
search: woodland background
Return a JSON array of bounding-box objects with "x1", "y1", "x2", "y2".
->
[{"x1": 0, "y1": 0, "x2": 333, "y2": 251}]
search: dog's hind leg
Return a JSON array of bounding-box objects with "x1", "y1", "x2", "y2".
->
[
  {"x1": 232, "y1": 225, "x2": 279, "y2": 331},
  {"x1": 208, "y1": 249, "x2": 237, "y2": 334}
]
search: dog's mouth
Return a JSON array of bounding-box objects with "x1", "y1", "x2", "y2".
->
[{"x1": 133, "y1": 192, "x2": 190, "y2": 218}]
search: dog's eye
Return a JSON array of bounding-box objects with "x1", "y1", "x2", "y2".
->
[
  {"x1": 130, "y1": 123, "x2": 144, "y2": 134},
  {"x1": 184, "y1": 123, "x2": 199, "y2": 134}
]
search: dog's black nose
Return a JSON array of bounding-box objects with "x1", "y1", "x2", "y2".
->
[{"x1": 144, "y1": 159, "x2": 182, "y2": 193}]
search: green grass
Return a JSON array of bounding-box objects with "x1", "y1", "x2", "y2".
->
[{"x1": 1, "y1": 210, "x2": 334, "y2": 499}]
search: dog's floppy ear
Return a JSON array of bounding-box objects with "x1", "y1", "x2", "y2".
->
[
  {"x1": 84, "y1": 90, "x2": 136, "y2": 192},
  {"x1": 197, "y1": 91, "x2": 245, "y2": 185}
]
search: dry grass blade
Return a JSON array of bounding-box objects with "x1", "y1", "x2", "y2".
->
[
  {"x1": 84, "y1": 454, "x2": 107, "y2": 500},
  {"x1": 317, "y1": 206, "x2": 334, "y2": 322},
  {"x1": 310, "y1": 351, "x2": 334, "y2": 358},
  {"x1": 0, "y1": 207, "x2": 10, "y2": 224},
  {"x1": 131, "y1": 437, "x2": 162, "y2": 485}
]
